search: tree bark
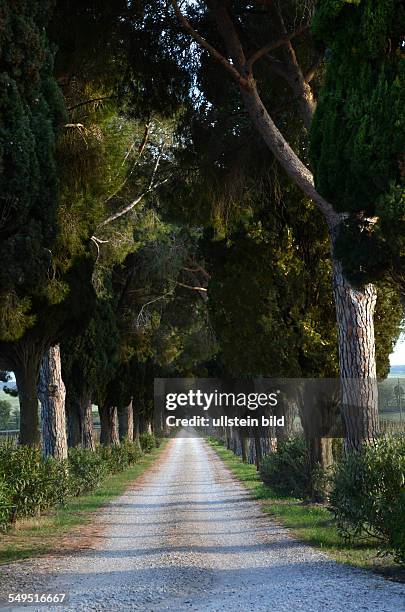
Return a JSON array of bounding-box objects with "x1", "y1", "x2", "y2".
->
[
  {"x1": 99, "y1": 405, "x2": 120, "y2": 446},
  {"x1": 332, "y1": 258, "x2": 379, "y2": 450},
  {"x1": 118, "y1": 400, "x2": 134, "y2": 442},
  {"x1": 38, "y1": 345, "x2": 68, "y2": 460},
  {"x1": 133, "y1": 407, "x2": 141, "y2": 449},
  {"x1": 253, "y1": 428, "x2": 262, "y2": 470},
  {"x1": 240, "y1": 430, "x2": 248, "y2": 463},
  {"x1": 14, "y1": 357, "x2": 41, "y2": 447},
  {"x1": 66, "y1": 393, "x2": 94, "y2": 449},
  {"x1": 81, "y1": 397, "x2": 95, "y2": 449}
]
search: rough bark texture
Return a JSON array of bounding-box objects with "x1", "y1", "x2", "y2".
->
[
  {"x1": 81, "y1": 397, "x2": 95, "y2": 450},
  {"x1": 308, "y1": 437, "x2": 333, "y2": 470},
  {"x1": 99, "y1": 405, "x2": 120, "y2": 446},
  {"x1": 118, "y1": 400, "x2": 134, "y2": 442},
  {"x1": 38, "y1": 344, "x2": 68, "y2": 459},
  {"x1": 332, "y1": 258, "x2": 379, "y2": 450}
]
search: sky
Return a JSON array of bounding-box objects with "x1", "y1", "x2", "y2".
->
[{"x1": 390, "y1": 333, "x2": 405, "y2": 366}]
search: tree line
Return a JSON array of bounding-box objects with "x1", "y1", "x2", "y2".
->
[{"x1": 0, "y1": 1, "x2": 404, "y2": 465}]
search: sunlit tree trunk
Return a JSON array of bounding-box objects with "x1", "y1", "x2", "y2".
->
[
  {"x1": 81, "y1": 397, "x2": 95, "y2": 449},
  {"x1": 38, "y1": 345, "x2": 68, "y2": 459},
  {"x1": 332, "y1": 259, "x2": 379, "y2": 450}
]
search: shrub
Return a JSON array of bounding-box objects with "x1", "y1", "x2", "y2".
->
[
  {"x1": 98, "y1": 440, "x2": 143, "y2": 474},
  {"x1": 68, "y1": 447, "x2": 108, "y2": 496},
  {"x1": 0, "y1": 444, "x2": 69, "y2": 518},
  {"x1": 329, "y1": 436, "x2": 405, "y2": 564},
  {"x1": 139, "y1": 432, "x2": 156, "y2": 453},
  {"x1": 259, "y1": 436, "x2": 312, "y2": 498},
  {"x1": 0, "y1": 438, "x2": 144, "y2": 529},
  {"x1": 0, "y1": 474, "x2": 12, "y2": 531},
  {"x1": 121, "y1": 438, "x2": 143, "y2": 465}
]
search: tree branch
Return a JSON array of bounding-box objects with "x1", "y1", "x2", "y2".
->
[
  {"x1": 170, "y1": 0, "x2": 249, "y2": 89},
  {"x1": 245, "y1": 24, "x2": 309, "y2": 72},
  {"x1": 305, "y1": 55, "x2": 324, "y2": 83},
  {"x1": 98, "y1": 178, "x2": 168, "y2": 228},
  {"x1": 197, "y1": 2, "x2": 337, "y2": 227},
  {"x1": 67, "y1": 96, "x2": 112, "y2": 112}
]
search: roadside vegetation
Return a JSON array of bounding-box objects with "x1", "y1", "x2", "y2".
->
[
  {"x1": 208, "y1": 437, "x2": 405, "y2": 577},
  {"x1": 0, "y1": 437, "x2": 165, "y2": 564},
  {"x1": 0, "y1": 0, "x2": 404, "y2": 583}
]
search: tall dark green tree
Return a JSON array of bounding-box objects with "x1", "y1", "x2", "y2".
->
[
  {"x1": 310, "y1": 0, "x2": 404, "y2": 448},
  {"x1": 0, "y1": 1, "x2": 69, "y2": 445}
]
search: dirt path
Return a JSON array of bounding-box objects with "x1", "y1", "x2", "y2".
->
[{"x1": 1, "y1": 434, "x2": 404, "y2": 611}]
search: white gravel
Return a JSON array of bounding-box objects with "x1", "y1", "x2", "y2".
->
[{"x1": 1, "y1": 434, "x2": 404, "y2": 611}]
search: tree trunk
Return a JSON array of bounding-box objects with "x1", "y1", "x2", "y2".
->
[
  {"x1": 66, "y1": 395, "x2": 81, "y2": 447},
  {"x1": 133, "y1": 407, "x2": 141, "y2": 449},
  {"x1": 253, "y1": 429, "x2": 262, "y2": 470},
  {"x1": 332, "y1": 258, "x2": 379, "y2": 450},
  {"x1": 308, "y1": 437, "x2": 333, "y2": 470},
  {"x1": 99, "y1": 405, "x2": 119, "y2": 446},
  {"x1": 38, "y1": 345, "x2": 68, "y2": 460},
  {"x1": 240, "y1": 431, "x2": 248, "y2": 463},
  {"x1": 118, "y1": 400, "x2": 134, "y2": 442},
  {"x1": 14, "y1": 358, "x2": 41, "y2": 447},
  {"x1": 81, "y1": 397, "x2": 95, "y2": 450},
  {"x1": 66, "y1": 392, "x2": 94, "y2": 449}
]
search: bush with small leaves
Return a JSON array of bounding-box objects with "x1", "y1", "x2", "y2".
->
[
  {"x1": 329, "y1": 436, "x2": 405, "y2": 565},
  {"x1": 139, "y1": 432, "x2": 156, "y2": 453},
  {"x1": 0, "y1": 444, "x2": 69, "y2": 518},
  {"x1": 0, "y1": 474, "x2": 12, "y2": 530},
  {"x1": 68, "y1": 447, "x2": 109, "y2": 496},
  {"x1": 259, "y1": 436, "x2": 312, "y2": 498}
]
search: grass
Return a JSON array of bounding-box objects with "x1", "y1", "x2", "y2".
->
[
  {"x1": 0, "y1": 441, "x2": 168, "y2": 565},
  {"x1": 207, "y1": 438, "x2": 403, "y2": 580}
]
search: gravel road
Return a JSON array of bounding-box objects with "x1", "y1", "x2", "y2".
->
[{"x1": 1, "y1": 434, "x2": 404, "y2": 611}]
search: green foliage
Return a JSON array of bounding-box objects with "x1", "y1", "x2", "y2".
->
[
  {"x1": 139, "y1": 432, "x2": 156, "y2": 453},
  {"x1": 0, "y1": 441, "x2": 144, "y2": 529},
  {"x1": 311, "y1": 0, "x2": 405, "y2": 285},
  {"x1": 0, "y1": 1, "x2": 67, "y2": 340},
  {"x1": 329, "y1": 437, "x2": 405, "y2": 564},
  {"x1": 207, "y1": 214, "x2": 338, "y2": 378},
  {"x1": 0, "y1": 444, "x2": 70, "y2": 518},
  {"x1": 0, "y1": 474, "x2": 12, "y2": 531},
  {"x1": 259, "y1": 436, "x2": 313, "y2": 498},
  {"x1": 67, "y1": 447, "x2": 108, "y2": 496}
]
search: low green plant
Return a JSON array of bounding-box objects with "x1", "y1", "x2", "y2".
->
[
  {"x1": 0, "y1": 444, "x2": 70, "y2": 518},
  {"x1": 68, "y1": 447, "x2": 108, "y2": 496},
  {"x1": 0, "y1": 475, "x2": 12, "y2": 531},
  {"x1": 259, "y1": 436, "x2": 312, "y2": 498},
  {"x1": 0, "y1": 439, "x2": 145, "y2": 529},
  {"x1": 139, "y1": 432, "x2": 156, "y2": 453},
  {"x1": 329, "y1": 436, "x2": 405, "y2": 565}
]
